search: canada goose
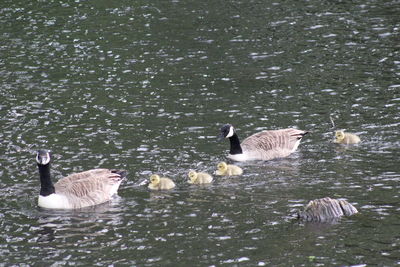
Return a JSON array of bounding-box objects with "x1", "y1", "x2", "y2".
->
[
  {"x1": 297, "y1": 197, "x2": 358, "y2": 222},
  {"x1": 334, "y1": 130, "x2": 361, "y2": 144},
  {"x1": 215, "y1": 162, "x2": 243, "y2": 176},
  {"x1": 148, "y1": 174, "x2": 175, "y2": 190},
  {"x1": 219, "y1": 124, "x2": 309, "y2": 161},
  {"x1": 187, "y1": 171, "x2": 213, "y2": 184},
  {"x1": 36, "y1": 149, "x2": 126, "y2": 209}
]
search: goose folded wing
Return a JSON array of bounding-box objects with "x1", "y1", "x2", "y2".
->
[
  {"x1": 242, "y1": 129, "x2": 299, "y2": 151},
  {"x1": 54, "y1": 169, "x2": 122, "y2": 198}
]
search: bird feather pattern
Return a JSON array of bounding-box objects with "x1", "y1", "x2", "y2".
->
[
  {"x1": 54, "y1": 169, "x2": 123, "y2": 208},
  {"x1": 240, "y1": 128, "x2": 307, "y2": 160}
]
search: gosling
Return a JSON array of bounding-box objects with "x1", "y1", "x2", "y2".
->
[
  {"x1": 187, "y1": 171, "x2": 213, "y2": 184},
  {"x1": 148, "y1": 174, "x2": 175, "y2": 190},
  {"x1": 215, "y1": 162, "x2": 243, "y2": 176},
  {"x1": 334, "y1": 130, "x2": 361, "y2": 145}
]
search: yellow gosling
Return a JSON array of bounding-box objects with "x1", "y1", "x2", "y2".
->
[
  {"x1": 334, "y1": 130, "x2": 361, "y2": 145},
  {"x1": 188, "y1": 171, "x2": 213, "y2": 184},
  {"x1": 148, "y1": 174, "x2": 175, "y2": 190},
  {"x1": 215, "y1": 162, "x2": 243, "y2": 176}
]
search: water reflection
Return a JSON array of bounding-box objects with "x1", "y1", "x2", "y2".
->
[
  {"x1": 36, "y1": 226, "x2": 56, "y2": 242},
  {"x1": 34, "y1": 198, "x2": 125, "y2": 242}
]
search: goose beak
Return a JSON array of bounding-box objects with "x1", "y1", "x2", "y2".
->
[{"x1": 217, "y1": 132, "x2": 225, "y2": 141}]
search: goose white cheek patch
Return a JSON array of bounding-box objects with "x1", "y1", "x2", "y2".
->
[
  {"x1": 226, "y1": 126, "x2": 234, "y2": 138},
  {"x1": 36, "y1": 153, "x2": 50, "y2": 165}
]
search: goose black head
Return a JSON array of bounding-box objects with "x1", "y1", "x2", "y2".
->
[
  {"x1": 36, "y1": 150, "x2": 51, "y2": 165},
  {"x1": 219, "y1": 124, "x2": 235, "y2": 140}
]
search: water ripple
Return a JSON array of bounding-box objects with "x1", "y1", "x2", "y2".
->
[{"x1": 1, "y1": 0, "x2": 400, "y2": 265}]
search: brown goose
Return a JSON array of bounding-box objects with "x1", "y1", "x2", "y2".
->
[
  {"x1": 297, "y1": 197, "x2": 358, "y2": 222},
  {"x1": 36, "y1": 149, "x2": 126, "y2": 209},
  {"x1": 219, "y1": 124, "x2": 308, "y2": 161}
]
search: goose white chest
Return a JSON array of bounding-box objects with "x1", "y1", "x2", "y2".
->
[
  {"x1": 227, "y1": 153, "x2": 250, "y2": 162},
  {"x1": 38, "y1": 194, "x2": 71, "y2": 209}
]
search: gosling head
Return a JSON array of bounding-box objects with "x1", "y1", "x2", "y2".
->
[
  {"x1": 217, "y1": 162, "x2": 228, "y2": 172},
  {"x1": 188, "y1": 171, "x2": 198, "y2": 183},
  {"x1": 36, "y1": 150, "x2": 51, "y2": 166},
  {"x1": 335, "y1": 130, "x2": 345, "y2": 142},
  {"x1": 149, "y1": 174, "x2": 161, "y2": 186},
  {"x1": 219, "y1": 124, "x2": 235, "y2": 140}
]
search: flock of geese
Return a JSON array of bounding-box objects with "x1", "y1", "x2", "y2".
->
[{"x1": 35, "y1": 123, "x2": 361, "y2": 214}]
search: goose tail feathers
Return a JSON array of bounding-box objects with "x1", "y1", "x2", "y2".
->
[
  {"x1": 111, "y1": 169, "x2": 127, "y2": 180},
  {"x1": 291, "y1": 130, "x2": 310, "y2": 139}
]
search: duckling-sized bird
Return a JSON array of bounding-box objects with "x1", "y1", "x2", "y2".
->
[
  {"x1": 334, "y1": 130, "x2": 361, "y2": 144},
  {"x1": 148, "y1": 174, "x2": 175, "y2": 190},
  {"x1": 36, "y1": 149, "x2": 126, "y2": 209},
  {"x1": 187, "y1": 171, "x2": 213, "y2": 184},
  {"x1": 219, "y1": 124, "x2": 309, "y2": 161},
  {"x1": 215, "y1": 161, "x2": 243, "y2": 176}
]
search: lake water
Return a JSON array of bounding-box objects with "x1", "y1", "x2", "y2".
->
[{"x1": 1, "y1": 0, "x2": 399, "y2": 265}]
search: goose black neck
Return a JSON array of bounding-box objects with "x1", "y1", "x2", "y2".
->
[
  {"x1": 229, "y1": 133, "x2": 243, "y2": 155},
  {"x1": 38, "y1": 164, "x2": 55, "y2": 196}
]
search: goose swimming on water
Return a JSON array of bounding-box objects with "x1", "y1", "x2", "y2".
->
[
  {"x1": 219, "y1": 124, "x2": 309, "y2": 162},
  {"x1": 36, "y1": 149, "x2": 126, "y2": 209}
]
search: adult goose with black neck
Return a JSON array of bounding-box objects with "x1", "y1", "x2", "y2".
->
[
  {"x1": 36, "y1": 149, "x2": 126, "y2": 209},
  {"x1": 219, "y1": 124, "x2": 309, "y2": 162}
]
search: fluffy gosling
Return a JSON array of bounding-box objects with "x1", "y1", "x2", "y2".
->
[
  {"x1": 188, "y1": 171, "x2": 213, "y2": 184},
  {"x1": 215, "y1": 162, "x2": 243, "y2": 176},
  {"x1": 148, "y1": 174, "x2": 175, "y2": 190},
  {"x1": 334, "y1": 130, "x2": 361, "y2": 145}
]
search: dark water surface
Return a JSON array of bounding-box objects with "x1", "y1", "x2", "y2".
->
[{"x1": 1, "y1": 0, "x2": 399, "y2": 265}]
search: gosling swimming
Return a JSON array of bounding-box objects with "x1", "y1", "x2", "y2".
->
[
  {"x1": 148, "y1": 174, "x2": 175, "y2": 190},
  {"x1": 215, "y1": 162, "x2": 243, "y2": 176},
  {"x1": 334, "y1": 130, "x2": 361, "y2": 144},
  {"x1": 188, "y1": 171, "x2": 213, "y2": 184},
  {"x1": 219, "y1": 124, "x2": 309, "y2": 161}
]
